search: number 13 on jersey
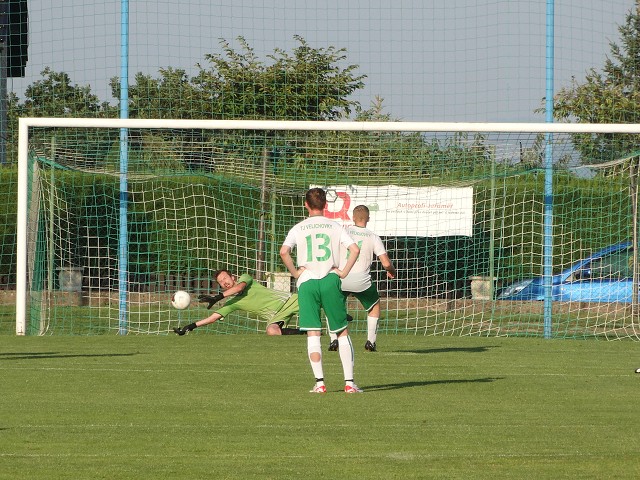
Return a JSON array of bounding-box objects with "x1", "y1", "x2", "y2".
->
[{"x1": 304, "y1": 233, "x2": 332, "y2": 261}]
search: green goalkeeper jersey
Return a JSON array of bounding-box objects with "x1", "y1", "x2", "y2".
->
[{"x1": 215, "y1": 273, "x2": 298, "y2": 324}]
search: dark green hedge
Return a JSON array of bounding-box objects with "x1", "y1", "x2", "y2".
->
[{"x1": 1, "y1": 166, "x2": 632, "y2": 290}]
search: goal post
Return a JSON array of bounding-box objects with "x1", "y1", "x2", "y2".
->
[{"x1": 16, "y1": 117, "x2": 640, "y2": 339}]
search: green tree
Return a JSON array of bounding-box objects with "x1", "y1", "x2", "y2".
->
[
  {"x1": 195, "y1": 35, "x2": 365, "y2": 120},
  {"x1": 110, "y1": 68, "x2": 198, "y2": 120},
  {"x1": 19, "y1": 68, "x2": 118, "y2": 162},
  {"x1": 114, "y1": 36, "x2": 366, "y2": 121},
  {"x1": 108, "y1": 36, "x2": 368, "y2": 171},
  {"x1": 4, "y1": 68, "x2": 117, "y2": 163},
  {"x1": 22, "y1": 67, "x2": 116, "y2": 118},
  {"x1": 550, "y1": 6, "x2": 640, "y2": 164},
  {"x1": 5, "y1": 91, "x2": 23, "y2": 162}
]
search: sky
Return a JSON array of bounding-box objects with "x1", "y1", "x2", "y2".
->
[{"x1": 7, "y1": 0, "x2": 634, "y2": 123}]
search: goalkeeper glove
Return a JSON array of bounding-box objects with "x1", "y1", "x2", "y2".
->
[
  {"x1": 173, "y1": 322, "x2": 197, "y2": 336},
  {"x1": 198, "y1": 292, "x2": 224, "y2": 309}
]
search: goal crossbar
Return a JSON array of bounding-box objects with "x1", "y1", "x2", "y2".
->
[{"x1": 18, "y1": 117, "x2": 640, "y2": 133}]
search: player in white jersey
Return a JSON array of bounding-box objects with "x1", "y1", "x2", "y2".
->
[
  {"x1": 329, "y1": 205, "x2": 396, "y2": 352},
  {"x1": 280, "y1": 187, "x2": 362, "y2": 394}
]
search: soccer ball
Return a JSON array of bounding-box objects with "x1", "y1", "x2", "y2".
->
[{"x1": 171, "y1": 290, "x2": 191, "y2": 310}]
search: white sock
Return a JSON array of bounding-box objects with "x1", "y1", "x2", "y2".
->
[
  {"x1": 367, "y1": 316, "x2": 379, "y2": 343},
  {"x1": 307, "y1": 335, "x2": 324, "y2": 383},
  {"x1": 338, "y1": 335, "x2": 354, "y2": 382}
]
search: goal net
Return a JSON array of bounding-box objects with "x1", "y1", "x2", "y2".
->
[{"x1": 16, "y1": 118, "x2": 640, "y2": 339}]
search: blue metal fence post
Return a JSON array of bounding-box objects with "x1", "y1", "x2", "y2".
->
[
  {"x1": 118, "y1": 0, "x2": 129, "y2": 335},
  {"x1": 543, "y1": 0, "x2": 555, "y2": 338}
]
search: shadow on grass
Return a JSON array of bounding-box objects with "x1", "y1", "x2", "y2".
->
[
  {"x1": 365, "y1": 377, "x2": 503, "y2": 391},
  {"x1": 396, "y1": 346, "x2": 500, "y2": 354},
  {"x1": 0, "y1": 352, "x2": 140, "y2": 360}
]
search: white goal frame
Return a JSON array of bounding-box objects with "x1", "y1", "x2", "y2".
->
[{"x1": 16, "y1": 117, "x2": 640, "y2": 335}]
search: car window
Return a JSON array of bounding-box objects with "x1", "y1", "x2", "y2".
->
[{"x1": 585, "y1": 249, "x2": 633, "y2": 280}]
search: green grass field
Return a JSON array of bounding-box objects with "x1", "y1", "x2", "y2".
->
[{"x1": 1, "y1": 334, "x2": 639, "y2": 479}]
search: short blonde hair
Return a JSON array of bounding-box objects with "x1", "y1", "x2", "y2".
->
[{"x1": 352, "y1": 205, "x2": 370, "y2": 223}]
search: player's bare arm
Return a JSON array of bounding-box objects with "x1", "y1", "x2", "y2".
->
[
  {"x1": 379, "y1": 253, "x2": 397, "y2": 279},
  {"x1": 279, "y1": 245, "x2": 304, "y2": 278},
  {"x1": 173, "y1": 310, "x2": 224, "y2": 335},
  {"x1": 197, "y1": 312, "x2": 224, "y2": 327}
]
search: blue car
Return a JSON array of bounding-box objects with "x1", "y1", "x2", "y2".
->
[{"x1": 497, "y1": 241, "x2": 636, "y2": 302}]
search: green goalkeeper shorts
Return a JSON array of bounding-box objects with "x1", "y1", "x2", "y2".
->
[
  {"x1": 297, "y1": 273, "x2": 348, "y2": 334},
  {"x1": 270, "y1": 293, "x2": 300, "y2": 326}
]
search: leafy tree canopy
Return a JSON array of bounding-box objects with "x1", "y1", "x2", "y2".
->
[
  {"x1": 549, "y1": 7, "x2": 640, "y2": 164},
  {"x1": 22, "y1": 67, "x2": 116, "y2": 118},
  {"x1": 111, "y1": 35, "x2": 367, "y2": 121}
]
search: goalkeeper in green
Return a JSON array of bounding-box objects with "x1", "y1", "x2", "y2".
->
[{"x1": 173, "y1": 269, "x2": 303, "y2": 336}]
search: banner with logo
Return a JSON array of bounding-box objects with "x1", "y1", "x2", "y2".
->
[{"x1": 313, "y1": 185, "x2": 473, "y2": 237}]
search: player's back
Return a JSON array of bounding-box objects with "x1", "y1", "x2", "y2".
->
[
  {"x1": 284, "y1": 216, "x2": 346, "y2": 282},
  {"x1": 339, "y1": 225, "x2": 386, "y2": 292},
  {"x1": 341, "y1": 225, "x2": 386, "y2": 272}
]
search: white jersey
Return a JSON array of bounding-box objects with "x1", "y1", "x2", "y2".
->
[
  {"x1": 283, "y1": 215, "x2": 356, "y2": 287},
  {"x1": 339, "y1": 225, "x2": 387, "y2": 293}
]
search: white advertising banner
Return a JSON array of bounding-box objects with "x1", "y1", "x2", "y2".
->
[{"x1": 314, "y1": 185, "x2": 474, "y2": 237}]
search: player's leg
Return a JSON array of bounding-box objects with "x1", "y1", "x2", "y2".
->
[
  {"x1": 321, "y1": 275, "x2": 362, "y2": 392},
  {"x1": 327, "y1": 319, "x2": 353, "y2": 349},
  {"x1": 266, "y1": 321, "x2": 305, "y2": 335},
  {"x1": 366, "y1": 302, "x2": 381, "y2": 351},
  {"x1": 328, "y1": 292, "x2": 351, "y2": 351},
  {"x1": 353, "y1": 285, "x2": 381, "y2": 351},
  {"x1": 327, "y1": 321, "x2": 338, "y2": 350},
  {"x1": 281, "y1": 325, "x2": 305, "y2": 335},
  {"x1": 266, "y1": 322, "x2": 283, "y2": 335},
  {"x1": 270, "y1": 296, "x2": 305, "y2": 335},
  {"x1": 307, "y1": 331, "x2": 325, "y2": 392},
  {"x1": 337, "y1": 329, "x2": 362, "y2": 393},
  {"x1": 298, "y1": 280, "x2": 325, "y2": 392}
]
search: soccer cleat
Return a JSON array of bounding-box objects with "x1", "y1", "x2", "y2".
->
[
  {"x1": 346, "y1": 314, "x2": 353, "y2": 322},
  {"x1": 328, "y1": 339, "x2": 339, "y2": 351},
  {"x1": 344, "y1": 384, "x2": 363, "y2": 393},
  {"x1": 309, "y1": 384, "x2": 327, "y2": 393},
  {"x1": 173, "y1": 326, "x2": 186, "y2": 336},
  {"x1": 364, "y1": 340, "x2": 377, "y2": 352}
]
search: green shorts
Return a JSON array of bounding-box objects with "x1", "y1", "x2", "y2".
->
[
  {"x1": 270, "y1": 293, "x2": 299, "y2": 326},
  {"x1": 298, "y1": 273, "x2": 348, "y2": 334},
  {"x1": 349, "y1": 283, "x2": 380, "y2": 313}
]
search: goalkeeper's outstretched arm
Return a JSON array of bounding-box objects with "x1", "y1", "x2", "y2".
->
[
  {"x1": 198, "y1": 278, "x2": 248, "y2": 309},
  {"x1": 173, "y1": 291, "x2": 226, "y2": 335},
  {"x1": 198, "y1": 292, "x2": 224, "y2": 309},
  {"x1": 174, "y1": 274, "x2": 249, "y2": 335},
  {"x1": 173, "y1": 311, "x2": 226, "y2": 335}
]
